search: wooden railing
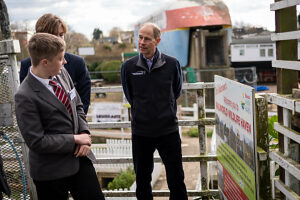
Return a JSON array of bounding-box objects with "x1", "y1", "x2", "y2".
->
[
  {"x1": 268, "y1": 0, "x2": 300, "y2": 199},
  {"x1": 89, "y1": 82, "x2": 218, "y2": 198}
]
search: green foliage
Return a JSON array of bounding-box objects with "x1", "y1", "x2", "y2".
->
[
  {"x1": 88, "y1": 61, "x2": 102, "y2": 79},
  {"x1": 118, "y1": 43, "x2": 127, "y2": 49},
  {"x1": 93, "y1": 28, "x2": 103, "y2": 40},
  {"x1": 97, "y1": 60, "x2": 122, "y2": 83},
  {"x1": 88, "y1": 61, "x2": 102, "y2": 72},
  {"x1": 268, "y1": 115, "x2": 278, "y2": 149},
  {"x1": 108, "y1": 167, "x2": 136, "y2": 190},
  {"x1": 207, "y1": 129, "x2": 213, "y2": 138},
  {"x1": 103, "y1": 45, "x2": 112, "y2": 51},
  {"x1": 183, "y1": 127, "x2": 198, "y2": 137}
]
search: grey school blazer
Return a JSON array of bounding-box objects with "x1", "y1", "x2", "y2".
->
[{"x1": 15, "y1": 67, "x2": 95, "y2": 181}]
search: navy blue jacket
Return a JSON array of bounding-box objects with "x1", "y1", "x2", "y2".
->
[
  {"x1": 121, "y1": 50, "x2": 182, "y2": 137},
  {"x1": 20, "y1": 52, "x2": 91, "y2": 114}
]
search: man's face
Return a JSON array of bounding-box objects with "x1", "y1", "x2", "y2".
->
[
  {"x1": 138, "y1": 25, "x2": 160, "y2": 59},
  {"x1": 46, "y1": 51, "x2": 67, "y2": 76}
]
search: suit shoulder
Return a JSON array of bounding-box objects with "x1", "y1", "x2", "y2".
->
[
  {"x1": 65, "y1": 52, "x2": 84, "y2": 62},
  {"x1": 21, "y1": 57, "x2": 31, "y2": 67}
]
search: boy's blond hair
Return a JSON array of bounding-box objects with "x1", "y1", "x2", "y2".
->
[
  {"x1": 35, "y1": 13, "x2": 68, "y2": 35},
  {"x1": 28, "y1": 33, "x2": 66, "y2": 67}
]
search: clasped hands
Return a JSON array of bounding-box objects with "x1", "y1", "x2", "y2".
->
[{"x1": 73, "y1": 133, "x2": 92, "y2": 157}]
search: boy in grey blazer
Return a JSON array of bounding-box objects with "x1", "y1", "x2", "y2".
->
[{"x1": 15, "y1": 33, "x2": 104, "y2": 200}]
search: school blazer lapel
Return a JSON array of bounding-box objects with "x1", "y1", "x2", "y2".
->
[{"x1": 27, "y1": 73, "x2": 72, "y2": 120}]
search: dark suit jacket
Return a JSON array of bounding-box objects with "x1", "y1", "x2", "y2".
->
[
  {"x1": 15, "y1": 68, "x2": 95, "y2": 181},
  {"x1": 20, "y1": 53, "x2": 91, "y2": 114}
]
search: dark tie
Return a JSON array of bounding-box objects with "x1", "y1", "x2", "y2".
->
[{"x1": 49, "y1": 80, "x2": 72, "y2": 115}]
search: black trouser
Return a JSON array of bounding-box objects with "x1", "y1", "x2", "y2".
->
[
  {"x1": 33, "y1": 157, "x2": 105, "y2": 200},
  {"x1": 132, "y1": 131, "x2": 188, "y2": 200}
]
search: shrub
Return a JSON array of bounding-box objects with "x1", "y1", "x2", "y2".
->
[
  {"x1": 184, "y1": 127, "x2": 198, "y2": 137},
  {"x1": 88, "y1": 61, "x2": 102, "y2": 72},
  {"x1": 97, "y1": 60, "x2": 122, "y2": 83},
  {"x1": 108, "y1": 167, "x2": 136, "y2": 190},
  {"x1": 89, "y1": 61, "x2": 103, "y2": 79},
  {"x1": 268, "y1": 115, "x2": 278, "y2": 149}
]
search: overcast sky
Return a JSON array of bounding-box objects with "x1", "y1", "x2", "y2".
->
[{"x1": 5, "y1": 0, "x2": 275, "y2": 40}]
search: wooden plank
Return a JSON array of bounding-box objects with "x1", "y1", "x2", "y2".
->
[
  {"x1": 272, "y1": 60, "x2": 300, "y2": 71},
  {"x1": 91, "y1": 82, "x2": 215, "y2": 93},
  {"x1": 270, "y1": 0, "x2": 300, "y2": 11},
  {"x1": 0, "y1": 40, "x2": 20, "y2": 55},
  {"x1": 274, "y1": 178, "x2": 300, "y2": 200},
  {"x1": 103, "y1": 189, "x2": 219, "y2": 197},
  {"x1": 88, "y1": 118, "x2": 216, "y2": 129},
  {"x1": 274, "y1": 122, "x2": 300, "y2": 143},
  {"x1": 295, "y1": 101, "x2": 300, "y2": 113},
  {"x1": 271, "y1": 30, "x2": 300, "y2": 41},
  {"x1": 182, "y1": 82, "x2": 215, "y2": 90},
  {"x1": 267, "y1": 93, "x2": 295, "y2": 111},
  {"x1": 94, "y1": 155, "x2": 217, "y2": 164},
  {"x1": 269, "y1": 151, "x2": 300, "y2": 180}
]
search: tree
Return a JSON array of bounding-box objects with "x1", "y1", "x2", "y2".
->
[
  {"x1": 65, "y1": 31, "x2": 90, "y2": 54},
  {"x1": 0, "y1": 0, "x2": 11, "y2": 39},
  {"x1": 109, "y1": 27, "x2": 122, "y2": 37},
  {"x1": 93, "y1": 28, "x2": 102, "y2": 40}
]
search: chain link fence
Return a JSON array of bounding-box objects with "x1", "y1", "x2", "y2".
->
[{"x1": 0, "y1": 56, "x2": 30, "y2": 200}]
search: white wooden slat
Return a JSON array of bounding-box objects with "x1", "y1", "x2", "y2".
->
[
  {"x1": 274, "y1": 122, "x2": 300, "y2": 143},
  {"x1": 274, "y1": 178, "x2": 300, "y2": 200},
  {"x1": 88, "y1": 119, "x2": 216, "y2": 129},
  {"x1": 182, "y1": 82, "x2": 215, "y2": 90},
  {"x1": 270, "y1": 0, "x2": 300, "y2": 11},
  {"x1": 272, "y1": 60, "x2": 300, "y2": 71},
  {"x1": 267, "y1": 93, "x2": 295, "y2": 111},
  {"x1": 296, "y1": 101, "x2": 300, "y2": 113},
  {"x1": 269, "y1": 151, "x2": 300, "y2": 180},
  {"x1": 91, "y1": 82, "x2": 215, "y2": 93},
  {"x1": 271, "y1": 30, "x2": 300, "y2": 41}
]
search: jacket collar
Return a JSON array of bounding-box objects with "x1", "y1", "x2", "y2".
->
[{"x1": 137, "y1": 49, "x2": 166, "y2": 72}]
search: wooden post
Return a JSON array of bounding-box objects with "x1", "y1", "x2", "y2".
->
[
  {"x1": 274, "y1": 0, "x2": 299, "y2": 197},
  {"x1": 255, "y1": 95, "x2": 271, "y2": 200},
  {"x1": 197, "y1": 88, "x2": 208, "y2": 198}
]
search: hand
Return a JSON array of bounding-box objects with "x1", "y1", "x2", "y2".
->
[
  {"x1": 74, "y1": 133, "x2": 91, "y2": 146},
  {"x1": 74, "y1": 144, "x2": 90, "y2": 157}
]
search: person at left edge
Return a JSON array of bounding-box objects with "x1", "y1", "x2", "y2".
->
[
  {"x1": 20, "y1": 13, "x2": 91, "y2": 114},
  {"x1": 15, "y1": 33, "x2": 105, "y2": 200}
]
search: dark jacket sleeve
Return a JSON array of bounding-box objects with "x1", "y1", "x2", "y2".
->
[
  {"x1": 174, "y1": 60, "x2": 182, "y2": 99},
  {"x1": 121, "y1": 62, "x2": 132, "y2": 105},
  {"x1": 20, "y1": 57, "x2": 31, "y2": 83},
  {"x1": 64, "y1": 53, "x2": 91, "y2": 114}
]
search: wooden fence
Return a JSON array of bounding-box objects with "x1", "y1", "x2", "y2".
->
[
  {"x1": 89, "y1": 82, "x2": 218, "y2": 198},
  {"x1": 268, "y1": 0, "x2": 300, "y2": 199}
]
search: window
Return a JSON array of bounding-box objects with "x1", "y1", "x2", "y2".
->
[
  {"x1": 239, "y1": 49, "x2": 245, "y2": 56},
  {"x1": 268, "y1": 48, "x2": 273, "y2": 57},
  {"x1": 260, "y1": 49, "x2": 266, "y2": 57}
]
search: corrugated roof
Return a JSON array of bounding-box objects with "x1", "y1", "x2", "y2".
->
[{"x1": 231, "y1": 35, "x2": 273, "y2": 44}]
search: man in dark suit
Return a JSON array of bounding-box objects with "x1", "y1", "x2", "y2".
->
[
  {"x1": 20, "y1": 13, "x2": 91, "y2": 114},
  {"x1": 15, "y1": 33, "x2": 104, "y2": 200}
]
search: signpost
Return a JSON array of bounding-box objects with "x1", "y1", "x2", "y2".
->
[{"x1": 215, "y1": 75, "x2": 257, "y2": 200}]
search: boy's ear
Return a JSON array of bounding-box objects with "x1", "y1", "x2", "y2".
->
[{"x1": 40, "y1": 58, "x2": 48, "y2": 66}]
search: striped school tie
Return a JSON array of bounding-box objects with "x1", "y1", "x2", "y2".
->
[{"x1": 49, "y1": 80, "x2": 72, "y2": 115}]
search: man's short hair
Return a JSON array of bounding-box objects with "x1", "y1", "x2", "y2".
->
[
  {"x1": 28, "y1": 33, "x2": 66, "y2": 67},
  {"x1": 141, "y1": 23, "x2": 161, "y2": 40},
  {"x1": 35, "y1": 13, "x2": 67, "y2": 35}
]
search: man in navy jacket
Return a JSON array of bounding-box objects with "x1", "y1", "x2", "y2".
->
[
  {"x1": 20, "y1": 14, "x2": 91, "y2": 114},
  {"x1": 121, "y1": 23, "x2": 188, "y2": 200}
]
